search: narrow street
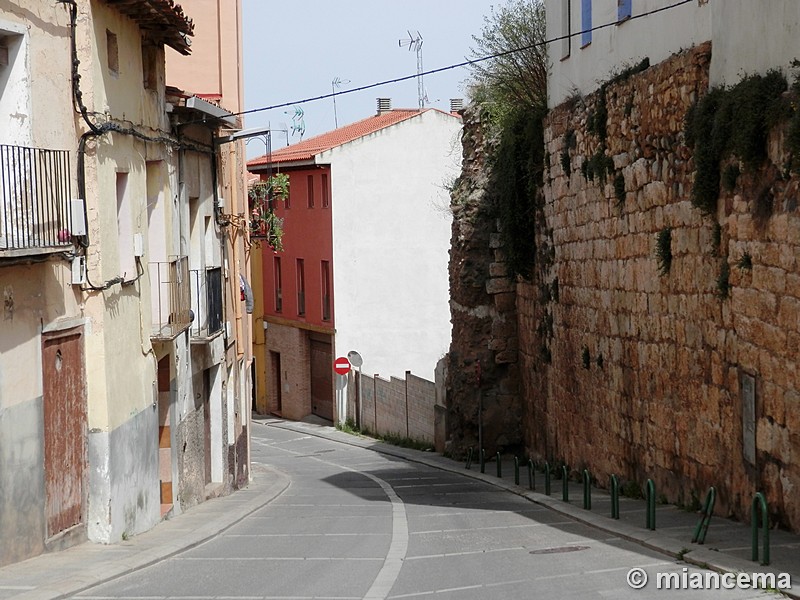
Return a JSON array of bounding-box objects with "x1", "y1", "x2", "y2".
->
[{"x1": 74, "y1": 422, "x2": 771, "y2": 600}]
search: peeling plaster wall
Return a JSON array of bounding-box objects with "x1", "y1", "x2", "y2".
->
[{"x1": 87, "y1": 405, "x2": 160, "y2": 543}]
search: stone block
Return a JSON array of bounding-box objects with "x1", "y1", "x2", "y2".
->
[{"x1": 486, "y1": 277, "x2": 515, "y2": 294}]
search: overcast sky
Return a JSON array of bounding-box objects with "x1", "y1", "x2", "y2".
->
[{"x1": 241, "y1": 0, "x2": 498, "y2": 156}]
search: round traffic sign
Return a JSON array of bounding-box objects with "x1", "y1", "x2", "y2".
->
[{"x1": 333, "y1": 356, "x2": 351, "y2": 375}]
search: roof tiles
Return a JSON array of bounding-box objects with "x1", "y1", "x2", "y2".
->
[{"x1": 248, "y1": 109, "x2": 425, "y2": 167}]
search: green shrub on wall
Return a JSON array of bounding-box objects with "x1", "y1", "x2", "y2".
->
[
  {"x1": 492, "y1": 106, "x2": 546, "y2": 280},
  {"x1": 685, "y1": 71, "x2": 788, "y2": 214}
]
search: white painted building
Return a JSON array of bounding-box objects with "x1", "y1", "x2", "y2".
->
[
  {"x1": 546, "y1": 0, "x2": 799, "y2": 108},
  {"x1": 248, "y1": 102, "x2": 462, "y2": 422}
]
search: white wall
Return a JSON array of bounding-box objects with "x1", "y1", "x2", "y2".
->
[
  {"x1": 547, "y1": 0, "x2": 800, "y2": 108},
  {"x1": 546, "y1": 0, "x2": 711, "y2": 108},
  {"x1": 709, "y1": 0, "x2": 800, "y2": 87},
  {"x1": 326, "y1": 110, "x2": 462, "y2": 381}
]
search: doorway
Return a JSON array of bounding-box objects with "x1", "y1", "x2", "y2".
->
[{"x1": 42, "y1": 329, "x2": 86, "y2": 538}]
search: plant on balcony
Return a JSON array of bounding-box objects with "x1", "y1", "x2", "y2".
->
[{"x1": 249, "y1": 173, "x2": 289, "y2": 251}]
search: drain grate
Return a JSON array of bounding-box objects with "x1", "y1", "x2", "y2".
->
[{"x1": 529, "y1": 545, "x2": 590, "y2": 555}]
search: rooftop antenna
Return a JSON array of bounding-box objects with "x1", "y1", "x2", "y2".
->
[
  {"x1": 331, "y1": 76, "x2": 350, "y2": 128},
  {"x1": 399, "y1": 30, "x2": 425, "y2": 109}
]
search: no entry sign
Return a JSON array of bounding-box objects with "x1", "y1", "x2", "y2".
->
[{"x1": 333, "y1": 356, "x2": 351, "y2": 375}]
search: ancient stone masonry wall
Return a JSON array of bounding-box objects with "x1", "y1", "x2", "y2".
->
[
  {"x1": 523, "y1": 42, "x2": 800, "y2": 529},
  {"x1": 446, "y1": 106, "x2": 522, "y2": 458}
]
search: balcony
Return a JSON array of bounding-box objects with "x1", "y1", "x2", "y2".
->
[
  {"x1": 149, "y1": 256, "x2": 192, "y2": 340},
  {"x1": 0, "y1": 144, "x2": 73, "y2": 257},
  {"x1": 189, "y1": 267, "x2": 223, "y2": 340}
]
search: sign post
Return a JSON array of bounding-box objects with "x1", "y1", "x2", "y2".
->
[{"x1": 333, "y1": 357, "x2": 351, "y2": 424}]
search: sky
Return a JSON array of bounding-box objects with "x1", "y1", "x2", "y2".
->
[{"x1": 241, "y1": 0, "x2": 499, "y2": 157}]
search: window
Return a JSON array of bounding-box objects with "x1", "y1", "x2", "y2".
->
[
  {"x1": 307, "y1": 175, "x2": 314, "y2": 208},
  {"x1": 560, "y1": 0, "x2": 571, "y2": 60},
  {"x1": 321, "y1": 173, "x2": 329, "y2": 208},
  {"x1": 296, "y1": 259, "x2": 305, "y2": 316},
  {"x1": 321, "y1": 260, "x2": 331, "y2": 321},
  {"x1": 106, "y1": 30, "x2": 119, "y2": 76},
  {"x1": 581, "y1": 0, "x2": 592, "y2": 47},
  {"x1": 618, "y1": 0, "x2": 632, "y2": 22},
  {"x1": 274, "y1": 257, "x2": 282, "y2": 312},
  {"x1": 142, "y1": 43, "x2": 158, "y2": 90},
  {"x1": 116, "y1": 172, "x2": 135, "y2": 277}
]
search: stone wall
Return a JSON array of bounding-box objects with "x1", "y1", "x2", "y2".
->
[
  {"x1": 521, "y1": 42, "x2": 800, "y2": 529},
  {"x1": 446, "y1": 106, "x2": 522, "y2": 458}
]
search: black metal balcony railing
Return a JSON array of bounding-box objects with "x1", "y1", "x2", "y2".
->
[
  {"x1": 149, "y1": 256, "x2": 192, "y2": 340},
  {"x1": 189, "y1": 267, "x2": 223, "y2": 339},
  {"x1": 0, "y1": 144, "x2": 73, "y2": 252}
]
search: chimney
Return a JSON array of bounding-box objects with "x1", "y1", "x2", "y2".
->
[
  {"x1": 450, "y1": 98, "x2": 464, "y2": 113},
  {"x1": 377, "y1": 98, "x2": 392, "y2": 114}
]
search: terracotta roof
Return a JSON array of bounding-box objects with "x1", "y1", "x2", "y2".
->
[
  {"x1": 248, "y1": 109, "x2": 427, "y2": 168},
  {"x1": 104, "y1": 0, "x2": 194, "y2": 55}
]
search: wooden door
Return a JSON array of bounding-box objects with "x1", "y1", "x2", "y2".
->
[
  {"x1": 310, "y1": 335, "x2": 333, "y2": 421},
  {"x1": 43, "y1": 329, "x2": 86, "y2": 538}
]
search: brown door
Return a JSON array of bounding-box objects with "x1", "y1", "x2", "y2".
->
[
  {"x1": 43, "y1": 329, "x2": 86, "y2": 538},
  {"x1": 269, "y1": 351, "x2": 282, "y2": 415},
  {"x1": 310, "y1": 334, "x2": 333, "y2": 421}
]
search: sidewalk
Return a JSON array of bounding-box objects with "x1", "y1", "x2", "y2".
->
[
  {"x1": 2, "y1": 416, "x2": 798, "y2": 598},
  {"x1": 0, "y1": 463, "x2": 289, "y2": 600}
]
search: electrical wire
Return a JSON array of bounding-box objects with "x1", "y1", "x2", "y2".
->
[{"x1": 215, "y1": 0, "x2": 694, "y2": 122}]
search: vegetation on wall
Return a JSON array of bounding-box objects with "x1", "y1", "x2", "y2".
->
[
  {"x1": 655, "y1": 227, "x2": 673, "y2": 276},
  {"x1": 492, "y1": 107, "x2": 546, "y2": 279},
  {"x1": 468, "y1": 0, "x2": 548, "y2": 280},
  {"x1": 684, "y1": 71, "x2": 788, "y2": 214}
]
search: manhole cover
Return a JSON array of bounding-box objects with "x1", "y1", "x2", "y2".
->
[{"x1": 529, "y1": 545, "x2": 590, "y2": 555}]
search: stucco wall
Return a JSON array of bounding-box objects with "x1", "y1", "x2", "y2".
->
[
  {"x1": 526, "y1": 44, "x2": 800, "y2": 529},
  {"x1": 0, "y1": 397, "x2": 45, "y2": 566},
  {"x1": 546, "y1": 0, "x2": 800, "y2": 109},
  {"x1": 326, "y1": 109, "x2": 462, "y2": 381},
  {"x1": 88, "y1": 405, "x2": 160, "y2": 543},
  {"x1": 545, "y1": 0, "x2": 710, "y2": 108}
]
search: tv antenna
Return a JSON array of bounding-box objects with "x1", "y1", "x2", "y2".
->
[
  {"x1": 399, "y1": 30, "x2": 425, "y2": 109},
  {"x1": 331, "y1": 76, "x2": 350, "y2": 128}
]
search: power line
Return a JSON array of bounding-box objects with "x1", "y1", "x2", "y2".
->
[{"x1": 233, "y1": 0, "x2": 694, "y2": 121}]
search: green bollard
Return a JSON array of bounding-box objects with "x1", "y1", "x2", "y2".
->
[
  {"x1": 610, "y1": 474, "x2": 619, "y2": 519},
  {"x1": 528, "y1": 459, "x2": 535, "y2": 490},
  {"x1": 545, "y1": 462, "x2": 551, "y2": 496},
  {"x1": 562, "y1": 465, "x2": 569, "y2": 502},
  {"x1": 465, "y1": 447, "x2": 474, "y2": 470},
  {"x1": 646, "y1": 479, "x2": 656, "y2": 530},
  {"x1": 480, "y1": 448, "x2": 486, "y2": 474},
  {"x1": 752, "y1": 492, "x2": 770, "y2": 565},
  {"x1": 582, "y1": 469, "x2": 591, "y2": 510},
  {"x1": 496, "y1": 452, "x2": 502, "y2": 478},
  {"x1": 514, "y1": 457, "x2": 520, "y2": 485}
]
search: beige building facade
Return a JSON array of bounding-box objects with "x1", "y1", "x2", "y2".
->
[{"x1": 0, "y1": 0, "x2": 251, "y2": 567}]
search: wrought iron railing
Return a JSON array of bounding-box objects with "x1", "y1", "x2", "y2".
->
[
  {"x1": 0, "y1": 144, "x2": 73, "y2": 252},
  {"x1": 189, "y1": 266, "x2": 223, "y2": 338},
  {"x1": 149, "y1": 256, "x2": 192, "y2": 339}
]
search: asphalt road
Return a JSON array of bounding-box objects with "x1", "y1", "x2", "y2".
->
[{"x1": 74, "y1": 422, "x2": 772, "y2": 599}]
